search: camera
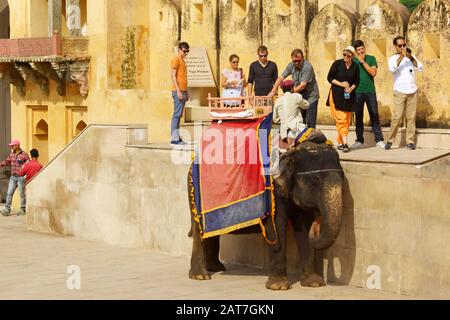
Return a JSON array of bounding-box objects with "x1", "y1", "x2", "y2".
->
[{"x1": 406, "y1": 48, "x2": 412, "y2": 54}]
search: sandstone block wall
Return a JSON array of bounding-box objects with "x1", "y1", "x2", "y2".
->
[
  {"x1": 408, "y1": 0, "x2": 450, "y2": 128},
  {"x1": 355, "y1": 0, "x2": 410, "y2": 126},
  {"x1": 307, "y1": 3, "x2": 359, "y2": 125}
]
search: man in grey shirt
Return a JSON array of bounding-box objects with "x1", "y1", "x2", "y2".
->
[{"x1": 270, "y1": 49, "x2": 319, "y2": 128}]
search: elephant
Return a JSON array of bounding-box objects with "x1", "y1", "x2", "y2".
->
[{"x1": 188, "y1": 140, "x2": 344, "y2": 290}]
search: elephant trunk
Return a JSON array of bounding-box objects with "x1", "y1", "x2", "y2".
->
[{"x1": 309, "y1": 179, "x2": 343, "y2": 250}]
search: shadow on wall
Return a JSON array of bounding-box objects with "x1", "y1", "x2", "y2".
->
[
  {"x1": 378, "y1": 100, "x2": 393, "y2": 127},
  {"x1": 416, "y1": 90, "x2": 435, "y2": 128},
  {"x1": 325, "y1": 177, "x2": 356, "y2": 286}
]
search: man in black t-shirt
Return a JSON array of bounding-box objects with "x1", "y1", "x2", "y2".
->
[{"x1": 247, "y1": 46, "x2": 278, "y2": 96}]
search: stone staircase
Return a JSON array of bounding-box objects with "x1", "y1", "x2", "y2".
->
[{"x1": 181, "y1": 122, "x2": 450, "y2": 150}]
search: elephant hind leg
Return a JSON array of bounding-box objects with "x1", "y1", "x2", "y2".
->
[{"x1": 206, "y1": 237, "x2": 225, "y2": 272}]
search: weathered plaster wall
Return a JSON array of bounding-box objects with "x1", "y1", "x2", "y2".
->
[
  {"x1": 319, "y1": 0, "x2": 398, "y2": 14},
  {"x1": 356, "y1": 0, "x2": 410, "y2": 126},
  {"x1": 408, "y1": 0, "x2": 450, "y2": 128},
  {"x1": 308, "y1": 4, "x2": 359, "y2": 125},
  {"x1": 263, "y1": 0, "x2": 318, "y2": 90},
  {"x1": 219, "y1": 0, "x2": 262, "y2": 85},
  {"x1": 181, "y1": 0, "x2": 218, "y2": 108}
]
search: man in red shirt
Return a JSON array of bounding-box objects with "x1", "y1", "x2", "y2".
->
[
  {"x1": 0, "y1": 140, "x2": 29, "y2": 216},
  {"x1": 19, "y1": 149, "x2": 43, "y2": 183}
]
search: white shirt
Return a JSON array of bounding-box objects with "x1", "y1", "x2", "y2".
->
[
  {"x1": 388, "y1": 54, "x2": 423, "y2": 94},
  {"x1": 273, "y1": 92, "x2": 310, "y2": 140}
]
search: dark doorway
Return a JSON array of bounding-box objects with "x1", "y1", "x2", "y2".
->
[{"x1": 0, "y1": 1, "x2": 11, "y2": 202}]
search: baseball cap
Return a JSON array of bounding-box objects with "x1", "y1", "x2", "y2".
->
[{"x1": 8, "y1": 140, "x2": 20, "y2": 147}]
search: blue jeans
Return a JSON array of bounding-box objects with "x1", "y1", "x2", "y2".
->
[
  {"x1": 301, "y1": 100, "x2": 318, "y2": 129},
  {"x1": 171, "y1": 91, "x2": 188, "y2": 142},
  {"x1": 5, "y1": 175, "x2": 26, "y2": 212},
  {"x1": 355, "y1": 93, "x2": 384, "y2": 143}
]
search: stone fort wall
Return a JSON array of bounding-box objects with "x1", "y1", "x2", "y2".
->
[{"x1": 182, "y1": 0, "x2": 449, "y2": 128}]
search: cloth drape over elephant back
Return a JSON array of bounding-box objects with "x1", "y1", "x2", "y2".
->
[{"x1": 191, "y1": 115, "x2": 274, "y2": 239}]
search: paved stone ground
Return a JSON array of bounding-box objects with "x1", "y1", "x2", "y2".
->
[{"x1": 0, "y1": 213, "x2": 413, "y2": 300}]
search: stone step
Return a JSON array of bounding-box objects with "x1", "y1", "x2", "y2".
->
[
  {"x1": 184, "y1": 106, "x2": 210, "y2": 122},
  {"x1": 181, "y1": 122, "x2": 450, "y2": 150}
]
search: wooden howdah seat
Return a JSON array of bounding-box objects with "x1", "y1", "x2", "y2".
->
[{"x1": 208, "y1": 93, "x2": 274, "y2": 121}]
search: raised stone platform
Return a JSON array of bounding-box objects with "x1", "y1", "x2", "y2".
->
[
  {"x1": 181, "y1": 122, "x2": 450, "y2": 150},
  {"x1": 25, "y1": 124, "x2": 450, "y2": 298}
]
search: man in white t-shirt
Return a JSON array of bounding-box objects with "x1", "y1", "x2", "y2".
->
[
  {"x1": 385, "y1": 36, "x2": 423, "y2": 151},
  {"x1": 273, "y1": 80, "x2": 310, "y2": 146}
]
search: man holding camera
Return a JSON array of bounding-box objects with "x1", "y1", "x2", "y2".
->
[{"x1": 385, "y1": 36, "x2": 423, "y2": 150}]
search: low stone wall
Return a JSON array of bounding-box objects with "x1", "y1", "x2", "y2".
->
[
  {"x1": 26, "y1": 125, "x2": 450, "y2": 298},
  {"x1": 27, "y1": 124, "x2": 193, "y2": 256}
]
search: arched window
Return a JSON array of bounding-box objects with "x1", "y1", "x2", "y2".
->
[
  {"x1": 75, "y1": 120, "x2": 87, "y2": 135},
  {"x1": 35, "y1": 119, "x2": 48, "y2": 135},
  {"x1": 32, "y1": 118, "x2": 49, "y2": 164},
  {"x1": 62, "y1": 0, "x2": 88, "y2": 36}
]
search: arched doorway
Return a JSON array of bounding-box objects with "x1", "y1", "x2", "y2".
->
[
  {"x1": 33, "y1": 119, "x2": 49, "y2": 165},
  {"x1": 0, "y1": 0, "x2": 10, "y2": 201}
]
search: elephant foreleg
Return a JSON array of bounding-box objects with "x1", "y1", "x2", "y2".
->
[
  {"x1": 265, "y1": 197, "x2": 290, "y2": 290},
  {"x1": 298, "y1": 216, "x2": 325, "y2": 287}
]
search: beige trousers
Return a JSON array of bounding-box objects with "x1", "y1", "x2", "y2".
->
[{"x1": 387, "y1": 90, "x2": 418, "y2": 145}]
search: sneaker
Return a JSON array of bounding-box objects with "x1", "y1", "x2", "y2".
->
[
  {"x1": 337, "y1": 144, "x2": 344, "y2": 151},
  {"x1": 1, "y1": 209, "x2": 10, "y2": 217},
  {"x1": 385, "y1": 142, "x2": 392, "y2": 150},
  {"x1": 17, "y1": 209, "x2": 26, "y2": 216},
  {"x1": 170, "y1": 139, "x2": 188, "y2": 146},
  {"x1": 342, "y1": 144, "x2": 351, "y2": 153},
  {"x1": 351, "y1": 141, "x2": 365, "y2": 149},
  {"x1": 406, "y1": 143, "x2": 416, "y2": 150},
  {"x1": 376, "y1": 141, "x2": 386, "y2": 149}
]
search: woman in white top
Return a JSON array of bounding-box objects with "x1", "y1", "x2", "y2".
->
[{"x1": 221, "y1": 54, "x2": 246, "y2": 106}]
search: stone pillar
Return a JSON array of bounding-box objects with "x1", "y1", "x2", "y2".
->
[
  {"x1": 0, "y1": 4, "x2": 10, "y2": 200},
  {"x1": 308, "y1": 3, "x2": 359, "y2": 125},
  {"x1": 48, "y1": 0, "x2": 62, "y2": 37},
  {"x1": 408, "y1": 0, "x2": 450, "y2": 128},
  {"x1": 262, "y1": 0, "x2": 318, "y2": 82},
  {"x1": 66, "y1": 0, "x2": 81, "y2": 36},
  {"x1": 355, "y1": 0, "x2": 410, "y2": 126}
]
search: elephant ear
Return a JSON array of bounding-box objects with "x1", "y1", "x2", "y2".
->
[{"x1": 274, "y1": 153, "x2": 296, "y2": 198}]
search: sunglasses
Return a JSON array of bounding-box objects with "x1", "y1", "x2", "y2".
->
[
  {"x1": 182, "y1": 49, "x2": 190, "y2": 53},
  {"x1": 397, "y1": 44, "x2": 406, "y2": 48},
  {"x1": 343, "y1": 53, "x2": 353, "y2": 58},
  {"x1": 292, "y1": 59, "x2": 302, "y2": 64},
  {"x1": 259, "y1": 54, "x2": 268, "y2": 58},
  {"x1": 231, "y1": 61, "x2": 239, "y2": 64}
]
